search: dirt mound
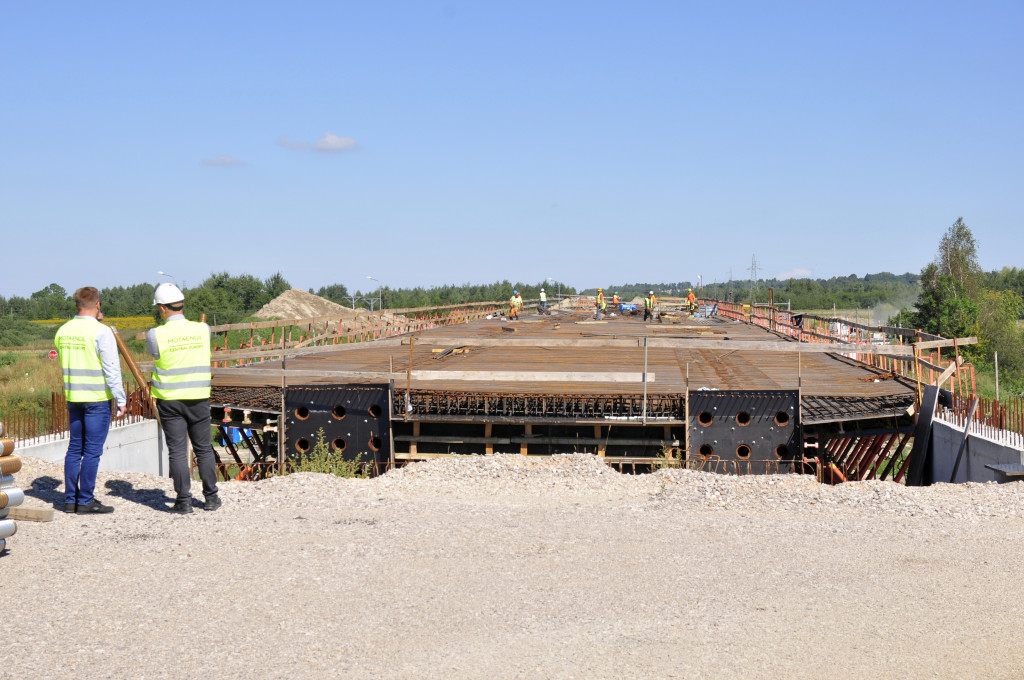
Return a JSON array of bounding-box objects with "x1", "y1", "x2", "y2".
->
[
  {"x1": 254, "y1": 289, "x2": 356, "y2": 320},
  {"x1": 254, "y1": 289, "x2": 399, "y2": 326}
]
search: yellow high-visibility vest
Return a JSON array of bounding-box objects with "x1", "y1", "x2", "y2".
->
[
  {"x1": 151, "y1": 320, "x2": 212, "y2": 400},
  {"x1": 55, "y1": 318, "x2": 113, "y2": 402}
]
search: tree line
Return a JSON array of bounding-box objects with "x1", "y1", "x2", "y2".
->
[
  {"x1": 593, "y1": 272, "x2": 922, "y2": 311},
  {"x1": 0, "y1": 274, "x2": 577, "y2": 345}
]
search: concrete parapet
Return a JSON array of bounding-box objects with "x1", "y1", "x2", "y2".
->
[
  {"x1": 928, "y1": 415, "x2": 1024, "y2": 484},
  {"x1": 16, "y1": 420, "x2": 167, "y2": 477}
]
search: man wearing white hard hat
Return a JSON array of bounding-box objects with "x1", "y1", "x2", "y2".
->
[{"x1": 147, "y1": 283, "x2": 220, "y2": 514}]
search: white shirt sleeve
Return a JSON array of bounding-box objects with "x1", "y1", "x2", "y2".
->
[{"x1": 95, "y1": 326, "x2": 127, "y2": 407}]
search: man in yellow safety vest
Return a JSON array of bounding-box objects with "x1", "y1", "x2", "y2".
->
[
  {"x1": 147, "y1": 283, "x2": 220, "y2": 514},
  {"x1": 509, "y1": 290, "x2": 521, "y2": 320},
  {"x1": 644, "y1": 290, "x2": 656, "y2": 321},
  {"x1": 596, "y1": 288, "x2": 606, "y2": 319},
  {"x1": 55, "y1": 287, "x2": 127, "y2": 514}
]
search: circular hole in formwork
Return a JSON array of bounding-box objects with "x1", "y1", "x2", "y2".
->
[
  {"x1": 735, "y1": 411, "x2": 751, "y2": 426},
  {"x1": 368, "y1": 436, "x2": 383, "y2": 452},
  {"x1": 775, "y1": 444, "x2": 789, "y2": 458},
  {"x1": 368, "y1": 404, "x2": 383, "y2": 418},
  {"x1": 332, "y1": 405, "x2": 347, "y2": 420},
  {"x1": 332, "y1": 437, "x2": 347, "y2": 452},
  {"x1": 295, "y1": 406, "x2": 310, "y2": 420},
  {"x1": 295, "y1": 438, "x2": 310, "y2": 453},
  {"x1": 699, "y1": 444, "x2": 714, "y2": 458},
  {"x1": 736, "y1": 444, "x2": 751, "y2": 459},
  {"x1": 698, "y1": 411, "x2": 714, "y2": 426},
  {"x1": 774, "y1": 411, "x2": 790, "y2": 426}
]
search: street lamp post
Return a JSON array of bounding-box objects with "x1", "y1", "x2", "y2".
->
[
  {"x1": 366, "y1": 276, "x2": 383, "y2": 311},
  {"x1": 157, "y1": 271, "x2": 186, "y2": 290}
]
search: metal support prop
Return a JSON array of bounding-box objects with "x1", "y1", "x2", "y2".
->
[
  {"x1": 949, "y1": 397, "x2": 979, "y2": 483},
  {"x1": 642, "y1": 336, "x2": 649, "y2": 426}
]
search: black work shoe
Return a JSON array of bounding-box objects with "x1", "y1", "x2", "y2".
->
[
  {"x1": 169, "y1": 500, "x2": 194, "y2": 514},
  {"x1": 76, "y1": 500, "x2": 114, "y2": 515},
  {"x1": 64, "y1": 503, "x2": 77, "y2": 514},
  {"x1": 203, "y1": 494, "x2": 222, "y2": 512}
]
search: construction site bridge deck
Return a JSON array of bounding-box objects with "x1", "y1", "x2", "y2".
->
[{"x1": 211, "y1": 309, "x2": 915, "y2": 426}]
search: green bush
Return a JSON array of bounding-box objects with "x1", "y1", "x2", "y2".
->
[{"x1": 288, "y1": 428, "x2": 368, "y2": 478}]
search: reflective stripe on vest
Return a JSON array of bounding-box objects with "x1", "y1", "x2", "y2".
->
[
  {"x1": 55, "y1": 318, "x2": 113, "y2": 402},
  {"x1": 151, "y1": 320, "x2": 212, "y2": 400}
]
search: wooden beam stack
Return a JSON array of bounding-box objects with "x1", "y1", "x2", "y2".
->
[{"x1": 0, "y1": 422, "x2": 24, "y2": 553}]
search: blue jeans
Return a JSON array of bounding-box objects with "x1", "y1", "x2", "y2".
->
[{"x1": 65, "y1": 401, "x2": 112, "y2": 505}]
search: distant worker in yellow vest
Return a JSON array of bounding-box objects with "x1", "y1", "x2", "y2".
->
[
  {"x1": 147, "y1": 283, "x2": 220, "y2": 514},
  {"x1": 595, "y1": 288, "x2": 606, "y2": 319},
  {"x1": 686, "y1": 288, "x2": 697, "y2": 314},
  {"x1": 55, "y1": 287, "x2": 127, "y2": 514},
  {"x1": 644, "y1": 291, "x2": 656, "y2": 321},
  {"x1": 509, "y1": 290, "x2": 521, "y2": 320},
  {"x1": 539, "y1": 288, "x2": 547, "y2": 312}
]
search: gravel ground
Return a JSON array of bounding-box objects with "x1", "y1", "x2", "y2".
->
[{"x1": 4, "y1": 454, "x2": 1024, "y2": 679}]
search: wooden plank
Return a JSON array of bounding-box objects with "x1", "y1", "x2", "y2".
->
[
  {"x1": 8, "y1": 504, "x2": 55, "y2": 523},
  {"x1": 407, "y1": 370, "x2": 655, "y2": 383},
  {"x1": 935, "y1": 357, "x2": 962, "y2": 388},
  {"x1": 213, "y1": 368, "x2": 656, "y2": 383},
  {"x1": 798, "y1": 315, "x2": 933, "y2": 339},
  {"x1": 915, "y1": 337, "x2": 978, "y2": 350},
  {"x1": 404, "y1": 335, "x2": 918, "y2": 356}
]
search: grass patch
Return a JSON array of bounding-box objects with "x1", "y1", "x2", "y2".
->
[{"x1": 0, "y1": 351, "x2": 61, "y2": 419}]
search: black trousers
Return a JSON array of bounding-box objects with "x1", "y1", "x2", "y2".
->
[{"x1": 157, "y1": 398, "x2": 219, "y2": 501}]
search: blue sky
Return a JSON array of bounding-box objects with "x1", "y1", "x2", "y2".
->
[{"x1": 2, "y1": 1, "x2": 1021, "y2": 297}]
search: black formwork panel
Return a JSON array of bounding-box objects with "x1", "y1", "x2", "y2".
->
[
  {"x1": 285, "y1": 384, "x2": 391, "y2": 469},
  {"x1": 687, "y1": 390, "x2": 800, "y2": 473}
]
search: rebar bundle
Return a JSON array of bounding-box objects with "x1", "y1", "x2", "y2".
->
[{"x1": 0, "y1": 422, "x2": 25, "y2": 552}]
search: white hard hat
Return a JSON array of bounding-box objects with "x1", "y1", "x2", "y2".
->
[
  {"x1": 540, "y1": 288, "x2": 545, "y2": 292},
  {"x1": 153, "y1": 282, "x2": 185, "y2": 305},
  {"x1": 649, "y1": 290, "x2": 654, "y2": 295}
]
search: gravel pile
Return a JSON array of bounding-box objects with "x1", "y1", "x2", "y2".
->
[{"x1": 4, "y1": 454, "x2": 1024, "y2": 679}]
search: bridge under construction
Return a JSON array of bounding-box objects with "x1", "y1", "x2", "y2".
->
[{"x1": 198, "y1": 298, "x2": 976, "y2": 482}]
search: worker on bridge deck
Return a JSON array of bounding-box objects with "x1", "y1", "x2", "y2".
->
[
  {"x1": 595, "y1": 288, "x2": 606, "y2": 319},
  {"x1": 539, "y1": 287, "x2": 547, "y2": 313},
  {"x1": 509, "y1": 290, "x2": 523, "y2": 320},
  {"x1": 686, "y1": 287, "x2": 697, "y2": 315},
  {"x1": 612, "y1": 291, "x2": 621, "y2": 313},
  {"x1": 644, "y1": 290, "x2": 656, "y2": 321}
]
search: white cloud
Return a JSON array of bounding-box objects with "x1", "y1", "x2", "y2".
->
[
  {"x1": 313, "y1": 133, "x2": 357, "y2": 152},
  {"x1": 277, "y1": 133, "x2": 357, "y2": 153},
  {"x1": 201, "y1": 155, "x2": 246, "y2": 167},
  {"x1": 777, "y1": 268, "x2": 813, "y2": 280},
  {"x1": 276, "y1": 135, "x2": 309, "y2": 150}
]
